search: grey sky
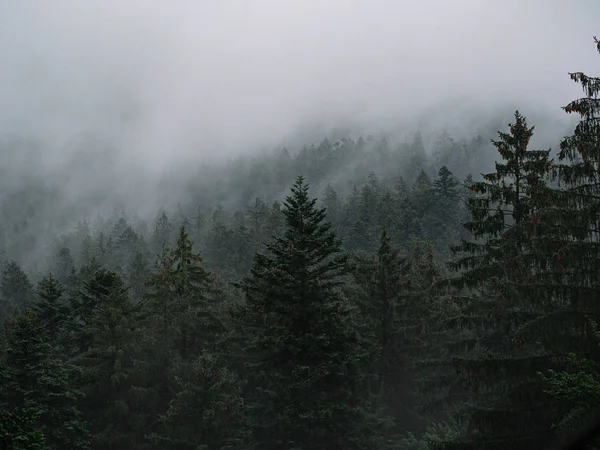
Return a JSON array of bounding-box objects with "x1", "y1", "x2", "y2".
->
[{"x1": 0, "y1": 0, "x2": 598, "y2": 171}]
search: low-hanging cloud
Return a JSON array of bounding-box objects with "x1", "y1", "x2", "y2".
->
[{"x1": 1, "y1": 0, "x2": 598, "y2": 172}]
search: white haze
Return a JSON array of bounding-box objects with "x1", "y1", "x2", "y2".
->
[
  {"x1": 1, "y1": 1, "x2": 598, "y2": 166},
  {"x1": 0, "y1": 0, "x2": 598, "y2": 236}
]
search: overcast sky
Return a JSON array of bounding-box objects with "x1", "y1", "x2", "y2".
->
[{"x1": 1, "y1": 0, "x2": 598, "y2": 170}]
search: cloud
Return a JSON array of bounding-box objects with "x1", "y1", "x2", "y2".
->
[{"x1": 1, "y1": 0, "x2": 598, "y2": 168}]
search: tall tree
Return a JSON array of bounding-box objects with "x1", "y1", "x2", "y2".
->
[
  {"x1": 0, "y1": 365, "x2": 46, "y2": 450},
  {"x1": 534, "y1": 37, "x2": 600, "y2": 446},
  {"x1": 446, "y1": 111, "x2": 556, "y2": 449},
  {"x1": 3, "y1": 309, "x2": 90, "y2": 449},
  {"x1": 240, "y1": 176, "x2": 394, "y2": 449},
  {"x1": 75, "y1": 271, "x2": 141, "y2": 450},
  {"x1": 151, "y1": 211, "x2": 173, "y2": 257},
  {"x1": 31, "y1": 273, "x2": 69, "y2": 350},
  {"x1": 1, "y1": 261, "x2": 33, "y2": 323},
  {"x1": 139, "y1": 226, "x2": 224, "y2": 444}
]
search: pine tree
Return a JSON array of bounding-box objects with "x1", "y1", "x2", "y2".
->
[
  {"x1": 352, "y1": 227, "x2": 406, "y2": 397},
  {"x1": 0, "y1": 261, "x2": 33, "y2": 323},
  {"x1": 444, "y1": 112, "x2": 556, "y2": 449},
  {"x1": 427, "y1": 166, "x2": 461, "y2": 255},
  {"x1": 321, "y1": 184, "x2": 342, "y2": 225},
  {"x1": 145, "y1": 225, "x2": 217, "y2": 359},
  {"x1": 0, "y1": 365, "x2": 46, "y2": 450},
  {"x1": 128, "y1": 249, "x2": 150, "y2": 301},
  {"x1": 75, "y1": 271, "x2": 141, "y2": 449},
  {"x1": 354, "y1": 231, "x2": 460, "y2": 436},
  {"x1": 55, "y1": 246, "x2": 77, "y2": 288},
  {"x1": 31, "y1": 273, "x2": 69, "y2": 349},
  {"x1": 147, "y1": 350, "x2": 246, "y2": 450},
  {"x1": 3, "y1": 308, "x2": 90, "y2": 449},
  {"x1": 411, "y1": 170, "x2": 433, "y2": 218},
  {"x1": 533, "y1": 37, "x2": 600, "y2": 446},
  {"x1": 264, "y1": 201, "x2": 286, "y2": 240},
  {"x1": 240, "y1": 176, "x2": 394, "y2": 449},
  {"x1": 152, "y1": 211, "x2": 173, "y2": 257},
  {"x1": 139, "y1": 226, "x2": 225, "y2": 444},
  {"x1": 433, "y1": 166, "x2": 460, "y2": 216},
  {"x1": 352, "y1": 228, "x2": 421, "y2": 433}
]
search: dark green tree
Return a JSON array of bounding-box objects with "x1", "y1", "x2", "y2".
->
[
  {"x1": 445, "y1": 111, "x2": 556, "y2": 449},
  {"x1": 240, "y1": 176, "x2": 394, "y2": 449},
  {"x1": 0, "y1": 365, "x2": 46, "y2": 450},
  {"x1": 147, "y1": 350, "x2": 246, "y2": 450},
  {"x1": 533, "y1": 37, "x2": 600, "y2": 446},
  {"x1": 3, "y1": 309, "x2": 90, "y2": 449},
  {"x1": 31, "y1": 273, "x2": 69, "y2": 349},
  {"x1": 151, "y1": 211, "x2": 173, "y2": 257},
  {"x1": 1, "y1": 261, "x2": 33, "y2": 323},
  {"x1": 75, "y1": 271, "x2": 141, "y2": 450}
]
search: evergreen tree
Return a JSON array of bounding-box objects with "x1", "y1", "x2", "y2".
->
[
  {"x1": 352, "y1": 227, "x2": 406, "y2": 397},
  {"x1": 427, "y1": 166, "x2": 461, "y2": 256},
  {"x1": 31, "y1": 273, "x2": 69, "y2": 349},
  {"x1": 55, "y1": 246, "x2": 77, "y2": 288},
  {"x1": 240, "y1": 176, "x2": 394, "y2": 449},
  {"x1": 321, "y1": 184, "x2": 342, "y2": 226},
  {"x1": 3, "y1": 308, "x2": 90, "y2": 449},
  {"x1": 432, "y1": 166, "x2": 460, "y2": 216},
  {"x1": 533, "y1": 37, "x2": 600, "y2": 446},
  {"x1": 147, "y1": 350, "x2": 246, "y2": 450},
  {"x1": 75, "y1": 271, "x2": 141, "y2": 449},
  {"x1": 139, "y1": 226, "x2": 224, "y2": 444},
  {"x1": 128, "y1": 248, "x2": 150, "y2": 301},
  {"x1": 264, "y1": 200, "x2": 286, "y2": 240},
  {"x1": 152, "y1": 211, "x2": 173, "y2": 257},
  {"x1": 1, "y1": 261, "x2": 33, "y2": 323},
  {"x1": 445, "y1": 112, "x2": 556, "y2": 449},
  {"x1": 0, "y1": 365, "x2": 46, "y2": 450},
  {"x1": 145, "y1": 225, "x2": 217, "y2": 359}
]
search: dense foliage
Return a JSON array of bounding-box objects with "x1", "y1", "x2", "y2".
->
[{"x1": 1, "y1": 37, "x2": 599, "y2": 449}]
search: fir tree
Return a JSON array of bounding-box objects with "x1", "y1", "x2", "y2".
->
[
  {"x1": 533, "y1": 37, "x2": 600, "y2": 446},
  {"x1": 152, "y1": 211, "x2": 173, "y2": 257},
  {"x1": 145, "y1": 225, "x2": 217, "y2": 359},
  {"x1": 75, "y1": 271, "x2": 141, "y2": 449},
  {"x1": 147, "y1": 350, "x2": 246, "y2": 450},
  {"x1": 240, "y1": 176, "x2": 394, "y2": 449},
  {"x1": 3, "y1": 308, "x2": 90, "y2": 449},
  {"x1": 0, "y1": 365, "x2": 46, "y2": 450},
  {"x1": 139, "y1": 226, "x2": 224, "y2": 444},
  {"x1": 0, "y1": 261, "x2": 33, "y2": 323},
  {"x1": 31, "y1": 273, "x2": 69, "y2": 349},
  {"x1": 445, "y1": 112, "x2": 556, "y2": 449}
]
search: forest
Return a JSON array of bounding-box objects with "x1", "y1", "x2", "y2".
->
[{"x1": 1, "y1": 33, "x2": 600, "y2": 450}]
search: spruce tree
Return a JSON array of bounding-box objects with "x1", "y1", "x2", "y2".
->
[
  {"x1": 0, "y1": 261, "x2": 33, "y2": 322},
  {"x1": 3, "y1": 308, "x2": 90, "y2": 449},
  {"x1": 31, "y1": 273, "x2": 69, "y2": 350},
  {"x1": 445, "y1": 112, "x2": 556, "y2": 449},
  {"x1": 75, "y1": 271, "x2": 141, "y2": 449},
  {"x1": 352, "y1": 227, "x2": 406, "y2": 398},
  {"x1": 144, "y1": 225, "x2": 216, "y2": 359},
  {"x1": 240, "y1": 176, "x2": 394, "y2": 449},
  {"x1": 147, "y1": 350, "x2": 246, "y2": 450},
  {"x1": 533, "y1": 36, "x2": 600, "y2": 446},
  {"x1": 139, "y1": 226, "x2": 225, "y2": 444},
  {"x1": 0, "y1": 365, "x2": 46, "y2": 450}
]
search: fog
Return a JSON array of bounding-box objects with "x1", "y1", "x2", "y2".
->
[
  {"x1": 0, "y1": 0, "x2": 599, "y2": 268},
  {"x1": 2, "y1": 1, "x2": 598, "y2": 162}
]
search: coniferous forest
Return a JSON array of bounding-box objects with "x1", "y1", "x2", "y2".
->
[{"x1": 2, "y1": 34, "x2": 600, "y2": 450}]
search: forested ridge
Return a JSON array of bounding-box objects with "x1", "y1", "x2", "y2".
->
[{"x1": 1, "y1": 38, "x2": 600, "y2": 450}]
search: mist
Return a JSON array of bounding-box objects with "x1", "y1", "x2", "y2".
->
[
  {"x1": 2, "y1": 1, "x2": 598, "y2": 157},
  {"x1": 1, "y1": 0, "x2": 598, "y2": 268}
]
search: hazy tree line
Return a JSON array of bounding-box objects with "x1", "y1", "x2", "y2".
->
[{"x1": 1, "y1": 38, "x2": 599, "y2": 449}]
